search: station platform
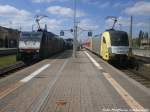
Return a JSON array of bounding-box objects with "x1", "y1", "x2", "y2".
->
[
  {"x1": 0, "y1": 50, "x2": 150, "y2": 112},
  {"x1": 133, "y1": 49, "x2": 150, "y2": 58}
]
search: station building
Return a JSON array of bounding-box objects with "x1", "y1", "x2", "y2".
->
[{"x1": 0, "y1": 26, "x2": 20, "y2": 48}]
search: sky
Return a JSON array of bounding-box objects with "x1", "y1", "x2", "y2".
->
[{"x1": 0, "y1": 0, "x2": 150, "y2": 40}]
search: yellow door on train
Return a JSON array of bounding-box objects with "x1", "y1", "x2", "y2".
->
[{"x1": 101, "y1": 32, "x2": 110, "y2": 61}]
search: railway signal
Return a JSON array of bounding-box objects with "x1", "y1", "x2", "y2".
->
[
  {"x1": 60, "y1": 30, "x2": 64, "y2": 36},
  {"x1": 88, "y1": 31, "x2": 92, "y2": 37}
]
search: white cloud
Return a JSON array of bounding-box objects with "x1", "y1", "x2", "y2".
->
[
  {"x1": 46, "y1": 6, "x2": 85, "y2": 17},
  {"x1": 79, "y1": 19, "x2": 99, "y2": 30},
  {"x1": 105, "y1": 18, "x2": 114, "y2": 29},
  {"x1": 136, "y1": 22, "x2": 149, "y2": 28},
  {"x1": 99, "y1": 2, "x2": 110, "y2": 8},
  {"x1": 0, "y1": 5, "x2": 33, "y2": 30},
  {"x1": 105, "y1": 16, "x2": 130, "y2": 30},
  {"x1": 0, "y1": 4, "x2": 66, "y2": 33},
  {"x1": 32, "y1": 0, "x2": 68, "y2": 3},
  {"x1": 125, "y1": 1, "x2": 150, "y2": 16},
  {"x1": 0, "y1": 5, "x2": 31, "y2": 18},
  {"x1": 117, "y1": 16, "x2": 130, "y2": 27},
  {"x1": 35, "y1": 9, "x2": 41, "y2": 13},
  {"x1": 40, "y1": 18, "x2": 63, "y2": 29}
]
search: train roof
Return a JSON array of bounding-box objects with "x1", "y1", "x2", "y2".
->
[
  {"x1": 105, "y1": 29, "x2": 127, "y2": 34},
  {"x1": 21, "y1": 31, "x2": 59, "y2": 37}
]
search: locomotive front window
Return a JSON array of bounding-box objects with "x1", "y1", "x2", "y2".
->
[
  {"x1": 20, "y1": 33, "x2": 42, "y2": 41},
  {"x1": 111, "y1": 33, "x2": 129, "y2": 46}
]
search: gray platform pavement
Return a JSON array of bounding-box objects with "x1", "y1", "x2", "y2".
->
[
  {"x1": 133, "y1": 49, "x2": 150, "y2": 57},
  {"x1": 0, "y1": 50, "x2": 149, "y2": 112}
]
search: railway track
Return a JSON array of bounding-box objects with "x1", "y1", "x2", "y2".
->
[
  {"x1": 121, "y1": 69, "x2": 150, "y2": 88},
  {"x1": 135, "y1": 55, "x2": 150, "y2": 63},
  {"x1": 115, "y1": 65, "x2": 150, "y2": 88},
  {"x1": 111, "y1": 54, "x2": 150, "y2": 88},
  {"x1": 0, "y1": 61, "x2": 26, "y2": 77}
]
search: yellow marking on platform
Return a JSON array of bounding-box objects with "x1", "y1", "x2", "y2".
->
[
  {"x1": 0, "y1": 82, "x2": 23, "y2": 99},
  {"x1": 103, "y1": 72, "x2": 145, "y2": 111},
  {"x1": 0, "y1": 64, "x2": 50, "y2": 100},
  {"x1": 84, "y1": 51, "x2": 146, "y2": 111},
  {"x1": 56, "y1": 100, "x2": 67, "y2": 107}
]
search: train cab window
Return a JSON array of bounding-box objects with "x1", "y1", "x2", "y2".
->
[
  {"x1": 103, "y1": 37, "x2": 106, "y2": 43},
  {"x1": 111, "y1": 32, "x2": 129, "y2": 46}
]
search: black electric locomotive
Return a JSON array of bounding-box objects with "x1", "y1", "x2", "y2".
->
[{"x1": 17, "y1": 30, "x2": 65, "y2": 62}]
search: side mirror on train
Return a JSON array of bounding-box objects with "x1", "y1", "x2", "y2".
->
[
  {"x1": 60, "y1": 30, "x2": 64, "y2": 36},
  {"x1": 88, "y1": 31, "x2": 92, "y2": 37}
]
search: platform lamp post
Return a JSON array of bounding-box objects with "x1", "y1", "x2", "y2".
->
[
  {"x1": 73, "y1": 0, "x2": 77, "y2": 58},
  {"x1": 129, "y1": 16, "x2": 133, "y2": 56}
]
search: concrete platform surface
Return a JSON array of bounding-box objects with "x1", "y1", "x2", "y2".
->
[{"x1": 0, "y1": 50, "x2": 149, "y2": 112}]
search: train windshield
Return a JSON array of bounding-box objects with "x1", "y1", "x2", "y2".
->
[
  {"x1": 111, "y1": 32, "x2": 129, "y2": 46},
  {"x1": 20, "y1": 32, "x2": 42, "y2": 41}
]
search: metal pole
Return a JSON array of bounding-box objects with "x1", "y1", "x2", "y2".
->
[
  {"x1": 130, "y1": 16, "x2": 133, "y2": 48},
  {"x1": 73, "y1": 0, "x2": 77, "y2": 58}
]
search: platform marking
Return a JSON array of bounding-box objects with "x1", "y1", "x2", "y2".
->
[
  {"x1": 84, "y1": 51, "x2": 103, "y2": 70},
  {"x1": 0, "y1": 82, "x2": 23, "y2": 99},
  {"x1": 84, "y1": 51, "x2": 145, "y2": 111},
  {"x1": 103, "y1": 72, "x2": 145, "y2": 111},
  {"x1": 28, "y1": 59, "x2": 69, "y2": 112},
  {"x1": 20, "y1": 64, "x2": 50, "y2": 83},
  {"x1": 0, "y1": 64, "x2": 50, "y2": 100}
]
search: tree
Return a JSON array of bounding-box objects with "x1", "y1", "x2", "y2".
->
[
  {"x1": 145, "y1": 32, "x2": 148, "y2": 39},
  {"x1": 138, "y1": 30, "x2": 143, "y2": 47}
]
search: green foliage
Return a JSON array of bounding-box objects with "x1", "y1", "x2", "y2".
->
[
  {"x1": 0, "y1": 55, "x2": 16, "y2": 68},
  {"x1": 138, "y1": 30, "x2": 149, "y2": 47}
]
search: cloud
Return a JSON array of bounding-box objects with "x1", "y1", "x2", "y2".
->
[
  {"x1": 117, "y1": 16, "x2": 130, "y2": 27},
  {"x1": 79, "y1": 19, "x2": 99, "y2": 30},
  {"x1": 113, "y1": 1, "x2": 134, "y2": 8},
  {"x1": 125, "y1": 1, "x2": 150, "y2": 16},
  {"x1": 0, "y1": 5, "x2": 33, "y2": 30},
  {"x1": 40, "y1": 18, "x2": 63, "y2": 30},
  {"x1": 0, "y1": 4, "x2": 65, "y2": 32},
  {"x1": 32, "y1": 0, "x2": 68, "y2": 3},
  {"x1": 99, "y1": 2, "x2": 110, "y2": 8},
  {"x1": 136, "y1": 22, "x2": 149, "y2": 28},
  {"x1": 0, "y1": 5, "x2": 31, "y2": 18},
  {"x1": 105, "y1": 16, "x2": 130, "y2": 29},
  {"x1": 46, "y1": 6, "x2": 85, "y2": 17},
  {"x1": 105, "y1": 18, "x2": 114, "y2": 29}
]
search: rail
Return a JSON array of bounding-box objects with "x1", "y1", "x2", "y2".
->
[
  {"x1": 0, "y1": 61, "x2": 25, "y2": 75},
  {"x1": 135, "y1": 55, "x2": 150, "y2": 63}
]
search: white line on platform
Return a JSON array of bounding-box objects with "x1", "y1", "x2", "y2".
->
[
  {"x1": 84, "y1": 51, "x2": 103, "y2": 70},
  {"x1": 28, "y1": 59, "x2": 69, "y2": 112},
  {"x1": 20, "y1": 64, "x2": 50, "y2": 83}
]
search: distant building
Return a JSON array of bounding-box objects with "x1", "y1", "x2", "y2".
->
[
  {"x1": 0, "y1": 26, "x2": 20, "y2": 48},
  {"x1": 141, "y1": 38, "x2": 150, "y2": 48}
]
